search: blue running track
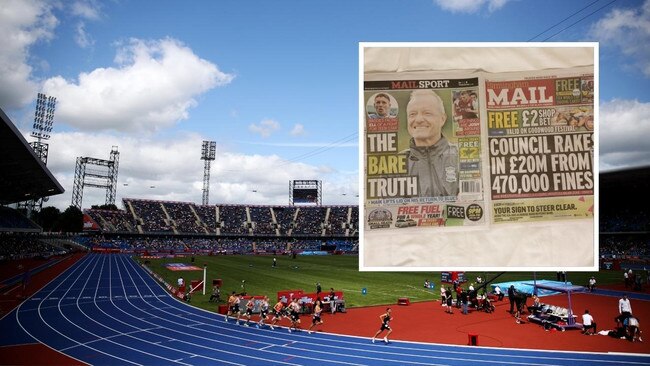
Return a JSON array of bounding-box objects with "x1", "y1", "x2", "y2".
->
[{"x1": 1, "y1": 253, "x2": 648, "y2": 365}]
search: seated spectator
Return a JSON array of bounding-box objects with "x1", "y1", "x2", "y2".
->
[
  {"x1": 493, "y1": 285, "x2": 504, "y2": 301},
  {"x1": 527, "y1": 295, "x2": 542, "y2": 314},
  {"x1": 209, "y1": 285, "x2": 221, "y2": 303},
  {"x1": 480, "y1": 294, "x2": 494, "y2": 313},
  {"x1": 184, "y1": 287, "x2": 192, "y2": 302}
]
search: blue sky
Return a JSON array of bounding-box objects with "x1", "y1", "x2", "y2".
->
[{"x1": 1, "y1": 0, "x2": 649, "y2": 210}]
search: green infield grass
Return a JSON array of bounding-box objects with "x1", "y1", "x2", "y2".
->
[{"x1": 140, "y1": 254, "x2": 617, "y2": 314}]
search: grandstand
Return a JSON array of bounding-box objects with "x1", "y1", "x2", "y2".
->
[
  {"x1": 599, "y1": 166, "x2": 650, "y2": 270},
  {"x1": 83, "y1": 199, "x2": 359, "y2": 254},
  {"x1": 0, "y1": 107, "x2": 73, "y2": 259}
]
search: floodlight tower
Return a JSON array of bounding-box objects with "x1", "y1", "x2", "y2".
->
[
  {"x1": 106, "y1": 146, "x2": 120, "y2": 205},
  {"x1": 31, "y1": 93, "x2": 56, "y2": 163},
  {"x1": 71, "y1": 146, "x2": 120, "y2": 210},
  {"x1": 201, "y1": 141, "x2": 216, "y2": 205},
  {"x1": 20, "y1": 93, "x2": 57, "y2": 214}
]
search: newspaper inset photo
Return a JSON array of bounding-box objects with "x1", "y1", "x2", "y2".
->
[{"x1": 360, "y1": 43, "x2": 597, "y2": 271}]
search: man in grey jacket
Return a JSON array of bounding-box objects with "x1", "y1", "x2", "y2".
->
[{"x1": 404, "y1": 89, "x2": 459, "y2": 198}]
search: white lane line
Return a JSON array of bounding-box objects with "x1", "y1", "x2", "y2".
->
[
  {"x1": 118, "y1": 254, "x2": 355, "y2": 366},
  {"x1": 16, "y1": 254, "x2": 139, "y2": 366},
  {"x1": 135, "y1": 259, "x2": 646, "y2": 366}
]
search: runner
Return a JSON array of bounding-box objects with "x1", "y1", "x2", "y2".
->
[
  {"x1": 233, "y1": 293, "x2": 242, "y2": 325},
  {"x1": 307, "y1": 302, "x2": 324, "y2": 334},
  {"x1": 243, "y1": 297, "x2": 255, "y2": 326},
  {"x1": 270, "y1": 299, "x2": 285, "y2": 330},
  {"x1": 371, "y1": 308, "x2": 393, "y2": 344},
  {"x1": 257, "y1": 296, "x2": 270, "y2": 329},
  {"x1": 225, "y1": 291, "x2": 237, "y2": 322},
  {"x1": 288, "y1": 298, "x2": 302, "y2": 333}
]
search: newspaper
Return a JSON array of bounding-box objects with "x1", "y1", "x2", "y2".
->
[
  {"x1": 486, "y1": 73, "x2": 594, "y2": 223},
  {"x1": 364, "y1": 78, "x2": 486, "y2": 230},
  {"x1": 363, "y1": 70, "x2": 594, "y2": 230}
]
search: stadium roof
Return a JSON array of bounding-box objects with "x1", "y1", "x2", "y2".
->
[
  {"x1": 0, "y1": 107, "x2": 64, "y2": 205},
  {"x1": 601, "y1": 165, "x2": 650, "y2": 183}
]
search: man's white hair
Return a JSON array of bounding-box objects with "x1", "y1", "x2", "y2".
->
[{"x1": 408, "y1": 89, "x2": 446, "y2": 115}]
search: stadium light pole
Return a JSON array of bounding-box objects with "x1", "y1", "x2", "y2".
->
[
  {"x1": 21, "y1": 93, "x2": 57, "y2": 214},
  {"x1": 201, "y1": 141, "x2": 216, "y2": 205},
  {"x1": 31, "y1": 93, "x2": 56, "y2": 154}
]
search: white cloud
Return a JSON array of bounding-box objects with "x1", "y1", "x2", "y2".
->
[
  {"x1": 74, "y1": 21, "x2": 94, "y2": 48},
  {"x1": 237, "y1": 141, "x2": 357, "y2": 148},
  {"x1": 42, "y1": 37, "x2": 234, "y2": 132},
  {"x1": 590, "y1": 0, "x2": 650, "y2": 77},
  {"x1": 248, "y1": 118, "x2": 280, "y2": 138},
  {"x1": 70, "y1": 0, "x2": 101, "y2": 20},
  {"x1": 290, "y1": 123, "x2": 305, "y2": 136},
  {"x1": 433, "y1": 0, "x2": 510, "y2": 13},
  {"x1": 487, "y1": 0, "x2": 509, "y2": 12},
  {"x1": 0, "y1": 0, "x2": 58, "y2": 109},
  {"x1": 70, "y1": 1, "x2": 100, "y2": 48},
  {"x1": 600, "y1": 99, "x2": 650, "y2": 171},
  {"x1": 40, "y1": 131, "x2": 358, "y2": 210}
]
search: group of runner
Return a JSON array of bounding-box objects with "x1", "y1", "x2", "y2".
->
[
  {"x1": 224, "y1": 291, "x2": 324, "y2": 334},
  {"x1": 223, "y1": 291, "x2": 393, "y2": 343}
]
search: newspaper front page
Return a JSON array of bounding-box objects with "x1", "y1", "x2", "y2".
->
[
  {"x1": 364, "y1": 78, "x2": 486, "y2": 231},
  {"x1": 486, "y1": 73, "x2": 594, "y2": 224}
]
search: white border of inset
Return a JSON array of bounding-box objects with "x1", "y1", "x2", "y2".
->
[{"x1": 359, "y1": 42, "x2": 599, "y2": 272}]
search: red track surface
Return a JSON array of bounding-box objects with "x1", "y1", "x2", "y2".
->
[
  {"x1": 0, "y1": 253, "x2": 88, "y2": 365},
  {"x1": 317, "y1": 293, "x2": 650, "y2": 354},
  {"x1": 0, "y1": 344, "x2": 86, "y2": 366}
]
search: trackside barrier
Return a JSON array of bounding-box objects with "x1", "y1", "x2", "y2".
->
[
  {"x1": 397, "y1": 297, "x2": 410, "y2": 305},
  {"x1": 277, "y1": 290, "x2": 304, "y2": 304},
  {"x1": 141, "y1": 262, "x2": 185, "y2": 300},
  {"x1": 468, "y1": 333, "x2": 479, "y2": 346}
]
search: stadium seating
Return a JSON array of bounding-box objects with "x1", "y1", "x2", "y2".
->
[
  {"x1": 163, "y1": 202, "x2": 206, "y2": 234},
  {"x1": 218, "y1": 205, "x2": 249, "y2": 235},
  {"x1": 293, "y1": 207, "x2": 327, "y2": 235},
  {"x1": 249, "y1": 206, "x2": 276, "y2": 235},
  {"x1": 194, "y1": 205, "x2": 218, "y2": 233},
  {"x1": 85, "y1": 209, "x2": 135, "y2": 233},
  {"x1": 0, "y1": 234, "x2": 66, "y2": 260},
  {"x1": 78, "y1": 199, "x2": 358, "y2": 254},
  {"x1": 126, "y1": 199, "x2": 175, "y2": 233},
  {"x1": 0, "y1": 207, "x2": 41, "y2": 232},
  {"x1": 327, "y1": 206, "x2": 350, "y2": 236}
]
